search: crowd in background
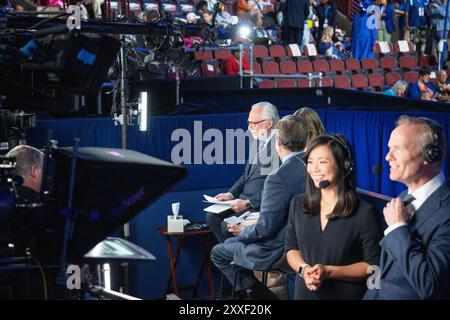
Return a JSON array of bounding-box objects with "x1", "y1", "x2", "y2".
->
[{"x1": 5, "y1": 0, "x2": 450, "y2": 102}]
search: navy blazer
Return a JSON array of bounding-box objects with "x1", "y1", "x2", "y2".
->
[
  {"x1": 284, "y1": 0, "x2": 309, "y2": 29},
  {"x1": 316, "y1": 1, "x2": 337, "y2": 35},
  {"x1": 228, "y1": 135, "x2": 280, "y2": 210},
  {"x1": 231, "y1": 154, "x2": 307, "y2": 271},
  {"x1": 364, "y1": 181, "x2": 450, "y2": 299}
]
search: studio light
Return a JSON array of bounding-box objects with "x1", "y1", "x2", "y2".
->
[
  {"x1": 238, "y1": 25, "x2": 252, "y2": 39},
  {"x1": 138, "y1": 91, "x2": 148, "y2": 132}
]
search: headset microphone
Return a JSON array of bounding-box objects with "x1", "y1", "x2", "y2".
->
[{"x1": 319, "y1": 180, "x2": 331, "y2": 189}]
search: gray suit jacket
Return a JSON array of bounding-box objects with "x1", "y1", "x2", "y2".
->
[
  {"x1": 364, "y1": 181, "x2": 450, "y2": 300},
  {"x1": 231, "y1": 153, "x2": 307, "y2": 270},
  {"x1": 228, "y1": 135, "x2": 280, "y2": 210}
]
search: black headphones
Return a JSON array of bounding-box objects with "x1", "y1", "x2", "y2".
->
[
  {"x1": 417, "y1": 117, "x2": 444, "y2": 164},
  {"x1": 324, "y1": 134, "x2": 355, "y2": 178}
]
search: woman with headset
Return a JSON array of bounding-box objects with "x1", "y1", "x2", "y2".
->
[{"x1": 285, "y1": 134, "x2": 383, "y2": 299}]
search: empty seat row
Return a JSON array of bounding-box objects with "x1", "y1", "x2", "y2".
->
[{"x1": 257, "y1": 70, "x2": 423, "y2": 91}]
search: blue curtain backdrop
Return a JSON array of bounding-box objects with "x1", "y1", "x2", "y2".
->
[{"x1": 26, "y1": 108, "x2": 450, "y2": 299}]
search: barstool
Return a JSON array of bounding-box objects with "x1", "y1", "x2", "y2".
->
[{"x1": 230, "y1": 253, "x2": 293, "y2": 300}]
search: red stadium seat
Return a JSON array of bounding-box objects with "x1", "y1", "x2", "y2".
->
[
  {"x1": 277, "y1": 79, "x2": 297, "y2": 88},
  {"x1": 303, "y1": 43, "x2": 319, "y2": 58},
  {"x1": 374, "y1": 41, "x2": 395, "y2": 56},
  {"x1": 297, "y1": 60, "x2": 314, "y2": 74},
  {"x1": 286, "y1": 44, "x2": 302, "y2": 59},
  {"x1": 403, "y1": 71, "x2": 420, "y2": 84},
  {"x1": 351, "y1": 74, "x2": 368, "y2": 89},
  {"x1": 258, "y1": 80, "x2": 277, "y2": 88},
  {"x1": 269, "y1": 44, "x2": 287, "y2": 60},
  {"x1": 279, "y1": 60, "x2": 298, "y2": 74},
  {"x1": 253, "y1": 45, "x2": 270, "y2": 60},
  {"x1": 385, "y1": 71, "x2": 402, "y2": 87},
  {"x1": 334, "y1": 75, "x2": 351, "y2": 89},
  {"x1": 394, "y1": 40, "x2": 414, "y2": 55},
  {"x1": 419, "y1": 55, "x2": 437, "y2": 67},
  {"x1": 194, "y1": 50, "x2": 214, "y2": 61},
  {"x1": 214, "y1": 49, "x2": 232, "y2": 61},
  {"x1": 399, "y1": 55, "x2": 418, "y2": 70},
  {"x1": 297, "y1": 78, "x2": 311, "y2": 88},
  {"x1": 380, "y1": 56, "x2": 398, "y2": 71},
  {"x1": 313, "y1": 59, "x2": 330, "y2": 73},
  {"x1": 262, "y1": 61, "x2": 280, "y2": 74},
  {"x1": 200, "y1": 60, "x2": 220, "y2": 77},
  {"x1": 345, "y1": 58, "x2": 362, "y2": 73},
  {"x1": 166, "y1": 66, "x2": 185, "y2": 79},
  {"x1": 318, "y1": 76, "x2": 333, "y2": 87},
  {"x1": 251, "y1": 62, "x2": 262, "y2": 75},
  {"x1": 361, "y1": 58, "x2": 379, "y2": 72},
  {"x1": 368, "y1": 73, "x2": 386, "y2": 90},
  {"x1": 330, "y1": 59, "x2": 346, "y2": 74}
]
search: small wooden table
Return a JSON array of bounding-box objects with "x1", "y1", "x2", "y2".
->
[{"x1": 158, "y1": 225, "x2": 216, "y2": 299}]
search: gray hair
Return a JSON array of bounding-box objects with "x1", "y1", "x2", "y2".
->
[
  {"x1": 252, "y1": 101, "x2": 279, "y2": 125},
  {"x1": 5, "y1": 145, "x2": 44, "y2": 179},
  {"x1": 392, "y1": 80, "x2": 408, "y2": 96}
]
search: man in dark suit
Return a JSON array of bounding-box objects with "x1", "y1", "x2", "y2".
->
[
  {"x1": 283, "y1": 0, "x2": 309, "y2": 46},
  {"x1": 211, "y1": 115, "x2": 308, "y2": 299},
  {"x1": 365, "y1": 115, "x2": 450, "y2": 300},
  {"x1": 316, "y1": 0, "x2": 337, "y2": 40},
  {"x1": 206, "y1": 101, "x2": 280, "y2": 242}
]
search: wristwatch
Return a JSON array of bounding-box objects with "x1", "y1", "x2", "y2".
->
[
  {"x1": 245, "y1": 201, "x2": 252, "y2": 210},
  {"x1": 298, "y1": 264, "x2": 309, "y2": 278}
]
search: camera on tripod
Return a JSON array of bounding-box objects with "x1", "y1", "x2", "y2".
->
[{"x1": 0, "y1": 110, "x2": 36, "y2": 154}]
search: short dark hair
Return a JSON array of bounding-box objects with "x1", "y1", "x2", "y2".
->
[
  {"x1": 419, "y1": 67, "x2": 431, "y2": 77},
  {"x1": 303, "y1": 134, "x2": 358, "y2": 219},
  {"x1": 275, "y1": 115, "x2": 309, "y2": 152}
]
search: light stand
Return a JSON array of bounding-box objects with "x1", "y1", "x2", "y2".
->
[{"x1": 56, "y1": 138, "x2": 80, "y2": 294}]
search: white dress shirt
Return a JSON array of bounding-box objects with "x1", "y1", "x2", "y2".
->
[{"x1": 384, "y1": 171, "x2": 446, "y2": 236}]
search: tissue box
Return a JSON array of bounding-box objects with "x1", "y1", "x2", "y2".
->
[{"x1": 168, "y1": 215, "x2": 184, "y2": 233}]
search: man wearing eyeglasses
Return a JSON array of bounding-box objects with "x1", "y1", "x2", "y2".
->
[{"x1": 206, "y1": 101, "x2": 281, "y2": 242}]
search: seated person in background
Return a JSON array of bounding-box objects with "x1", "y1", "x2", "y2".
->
[
  {"x1": 237, "y1": 0, "x2": 258, "y2": 20},
  {"x1": 211, "y1": 115, "x2": 309, "y2": 300},
  {"x1": 251, "y1": 13, "x2": 272, "y2": 45},
  {"x1": 196, "y1": 0, "x2": 209, "y2": 15},
  {"x1": 432, "y1": 70, "x2": 450, "y2": 99},
  {"x1": 319, "y1": 26, "x2": 351, "y2": 60},
  {"x1": 286, "y1": 134, "x2": 382, "y2": 300},
  {"x1": 384, "y1": 80, "x2": 408, "y2": 97},
  {"x1": 224, "y1": 49, "x2": 250, "y2": 75},
  {"x1": 408, "y1": 68, "x2": 438, "y2": 100},
  {"x1": 216, "y1": 5, "x2": 240, "y2": 28},
  {"x1": 201, "y1": 11, "x2": 213, "y2": 25},
  {"x1": 293, "y1": 107, "x2": 326, "y2": 146},
  {"x1": 206, "y1": 102, "x2": 280, "y2": 243},
  {"x1": 186, "y1": 12, "x2": 201, "y2": 24},
  {"x1": 5, "y1": 145, "x2": 44, "y2": 203}
]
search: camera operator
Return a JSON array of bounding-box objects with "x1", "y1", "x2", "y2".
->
[{"x1": 5, "y1": 145, "x2": 43, "y2": 203}]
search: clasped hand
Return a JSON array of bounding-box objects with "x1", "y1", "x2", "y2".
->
[{"x1": 303, "y1": 264, "x2": 330, "y2": 291}]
